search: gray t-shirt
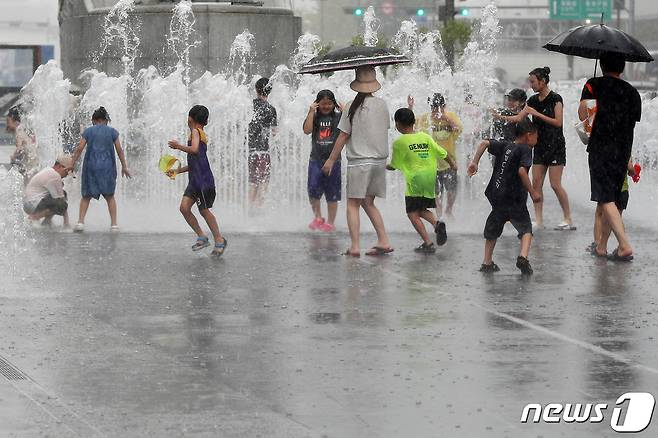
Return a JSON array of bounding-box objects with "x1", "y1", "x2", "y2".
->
[{"x1": 338, "y1": 96, "x2": 390, "y2": 162}]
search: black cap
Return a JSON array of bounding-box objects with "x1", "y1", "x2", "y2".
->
[
  {"x1": 505, "y1": 88, "x2": 527, "y2": 102},
  {"x1": 428, "y1": 93, "x2": 445, "y2": 108}
]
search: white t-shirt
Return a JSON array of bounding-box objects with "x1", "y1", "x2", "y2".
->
[
  {"x1": 338, "y1": 96, "x2": 390, "y2": 162},
  {"x1": 23, "y1": 167, "x2": 65, "y2": 210}
]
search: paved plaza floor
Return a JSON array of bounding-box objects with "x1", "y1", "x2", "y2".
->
[{"x1": 1, "y1": 214, "x2": 657, "y2": 437}]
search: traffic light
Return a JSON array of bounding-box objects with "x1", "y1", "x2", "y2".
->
[
  {"x1": 459, "y1": 8, "x2": 469, "y2": 16},
  {"x1": 354, "y1": 7, "x2": 365, "y2": 16},
  {"x1": 416, "y1": 8, "x2": 425, "y2": 17}
]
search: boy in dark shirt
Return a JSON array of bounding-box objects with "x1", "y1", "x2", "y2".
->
[
  {"x1": 248, "y1": 77, "x2": 278, "y2": 208},
  {"x1": 467, "y1": 119, "x2": 541, "y2": 275}
]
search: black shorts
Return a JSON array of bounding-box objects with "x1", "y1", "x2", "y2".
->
[
  {"x1": 533, "y1": 144, "x2": 566, "y2": 166},
  {"x1": 436, "y1": 168, "x2": 458, "y2": 193},
  {"x1": 183, "y1": 186, "x2": 216, "y2": 211},
  {"x1": 484, "y1": 205, "x2": 532, "y2": 240},
  {"x1": 615, "y1": 190, "x2": 629, "y2": 211},
  {"x1": 24, "y1": 192, "x2": 68, "y2": 216},
  {"x1": 405, "y1": 196, "x2": 436, "y2": 213},
  {"x1": 588, "y1": 155, "x2": 626, "y2": 204},
  {"x1": 248, "y1": 153, "x2": 271, "y2": 185}
]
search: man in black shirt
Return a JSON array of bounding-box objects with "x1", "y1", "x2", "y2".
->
[
  {"x1": 468, "y1": 120, "x2": 542, "y2": 275},
  {"x1": 248, "y1": 77, "x2": 278, "y2": 208},
  {"x1": 580, "y1": 52, "x2": 641, "y2": 261}
]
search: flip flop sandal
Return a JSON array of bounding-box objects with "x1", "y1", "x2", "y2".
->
[
  {"x1": 366, "y1": 246, "x2": 394, "y2": 256},
  {"x1": 607, "y1": 249, "x2": 634, "y2": 262},
  {"x1": 588, "y1": 245, "x2": 607, "y2": 258},
  {"x1": 586, "y1": 242, "x2": 597, "y2": 253},
  {"x1": 414, "y1": 243, "x2": 436, "y2": 254},
  {"x1": 342, "y1": 250, "x2": 360, "y2": 258},
  {"x1": 554, "y1": 222, "x2": 577, "y2": 231},
  {"x1": 211, "y1": 237, "x2": 228, "y2": 257},
  {"x1": 435, "y1": 221, "x2": 447, "y2": 246},
  {"x1": 192, "y1": 236, "x2": 210, "y2": 251}
]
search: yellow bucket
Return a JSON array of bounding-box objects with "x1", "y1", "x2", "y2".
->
[{"x1": 158, "y1": 154, "x2": 181, "y2": 180}]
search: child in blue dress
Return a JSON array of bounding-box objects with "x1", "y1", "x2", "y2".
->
[
  {"x1": 168, "y1": 105, "x2": 227, "y2": 256},
  {"x1": 71, "y1": 107, "x2": 131, "y2": 232}
]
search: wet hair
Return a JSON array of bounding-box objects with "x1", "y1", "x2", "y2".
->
[
  {"x1": 600, "y1": 52, "x2": 625, "y2": 74},
  {"x1": 92, "y1": 106, "x2": 110, "y2": 122},
  {"x1": 315, "y1": 89, "x2": 338, "y2": 108},
  {"x1": 429, "y1": 93, "x2": 445, "y2": 109},
  {"x1": 514, "y1": 118, "x2": 537, "y2": 138},
  {"x1": 394, "y1": 108, "x2": 415, "y2": 127},
  {"x1": 188, "y1": 105, "x2": 209, "y2": 126},
  {"x1": 529, "y1": 66, "x2": 551, "y2": 83},
  {"x1": 348, "y1": 92, "x2": 368, "y2": 124},
  {"x1": 7, "y1": 107, "x2": 20, "y2": 122},
  {"x1": 255, "y1": 77, "x2": 271, "y2": 96}
]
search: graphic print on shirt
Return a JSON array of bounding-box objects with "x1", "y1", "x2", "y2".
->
[{"x1": 318, "y1": 119, "x2": 333, "y2": 142}]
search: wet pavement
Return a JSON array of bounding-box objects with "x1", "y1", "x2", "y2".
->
[{"x1": 1, "y1": 209, "x2": 658, "y2": 437}]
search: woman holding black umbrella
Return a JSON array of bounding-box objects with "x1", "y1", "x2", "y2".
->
[{"x1": 321, "y1": 66, "x2": 393, "y2": 257}]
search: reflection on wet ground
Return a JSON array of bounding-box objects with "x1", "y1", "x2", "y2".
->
[{"x1": 1, "y1": 216, "x2": 658, "y2": 437}]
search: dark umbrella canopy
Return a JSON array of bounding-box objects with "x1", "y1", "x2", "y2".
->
[
  {"x1": 543, "y1": 23, "x2": 653, "y2": 62},
  {"x1": 298, "y1": 46, "x2": 410, "y2": 75}
]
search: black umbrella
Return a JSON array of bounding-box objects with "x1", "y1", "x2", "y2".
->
[
  {"x1": 298, "y1": 46, "x2": 410, "y2": 75},
  {"x1": 543, "y1": 23, "x2": 653, "y2": 63}
]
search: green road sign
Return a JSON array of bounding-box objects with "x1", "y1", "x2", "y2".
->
[{"x1": 550, "y1": 0, "x2": 612, "y2": 21}]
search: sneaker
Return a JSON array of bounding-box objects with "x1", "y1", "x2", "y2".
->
[
  {"x1": 516, "y1": 256, "x2": 533, "y2": 275},
  {"x1": 479, "y1": 262, "x2": 500, "y2": 273},
  {"x1": 110, "y1": 225, "x2": 120, "y2": 233},
  {"x1": 414, "y1": 242, "x2": 436, "y2": 254},
  {"x1": 308, "y1": 217, "x2": 324, "y2": 231},
  {"x1": 73, "y1": 223, "x2": 84, "y2": 233},
  {"x1": 318, "y1": 222, "x2": 336, "y2": 233},
  {"x1": 435, "y1": 221, "x2": 447, "y2": 246}
]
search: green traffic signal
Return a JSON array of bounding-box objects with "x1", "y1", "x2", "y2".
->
[
  {"x1": 354, "y1": 8, "x2": 364, "y2": 16},
  {"x1": 416, "y1": 8, "x2": 425, "y2": 17}
]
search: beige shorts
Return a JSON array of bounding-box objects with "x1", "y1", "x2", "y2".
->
[{"x1": 346, "y1": 163, "x2": 386, "y2": 199}]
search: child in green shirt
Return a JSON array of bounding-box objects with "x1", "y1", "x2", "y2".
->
[{"x1": 387, "y1": 108, "x2": 457, "y2": 253}]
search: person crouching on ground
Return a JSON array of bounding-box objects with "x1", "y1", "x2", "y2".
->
[
  {"x1": 23, "y1": 154, "x2": 73, "y2": 227},
  {"x1": 467, "y1": 119, "x2": 541, "y2": 275},
  {"x1": 302, "y1": 89, "x2": 342, "y2": 232},
  {"x1": 168, "y1": 105, "x2": 227, "y2": 257},
  {"x1": 387, "y1": 108, "x2": 456, "y2": 253}
]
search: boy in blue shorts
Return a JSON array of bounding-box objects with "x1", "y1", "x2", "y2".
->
[
  {"x1": 467, "y1": 119, "x2": 541, "y2": 274},
  {"x1": 302, "y1": 90, "x2": 342, "y2": 232},
  {"x1": 387, "y1": 108, "x2": 457, "y2": 253}
]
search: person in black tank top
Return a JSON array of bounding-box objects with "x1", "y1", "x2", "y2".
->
[{"x1": 495, "y1": 67, "x2": 573, "y2": 230}]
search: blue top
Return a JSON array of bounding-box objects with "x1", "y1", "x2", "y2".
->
[
  {"x1": 187, "y1": 128, "x2": 215, "y2": 191},
  {"x1": 81, "y1": 124, "x2": 119, "y2": 199}
]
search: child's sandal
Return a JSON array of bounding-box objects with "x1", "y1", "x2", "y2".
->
[
  {"x1": 211, "y1": 237, "x2": 228, "y2": 257},
  {"x1": 192, "y1": 236, "x2": 210, "y2": 251}
]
